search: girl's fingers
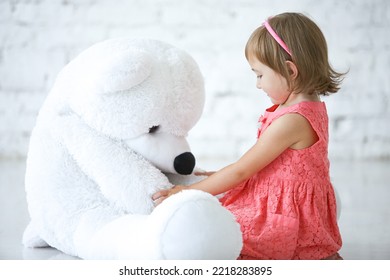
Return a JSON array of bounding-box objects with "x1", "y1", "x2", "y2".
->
[
  {"x1": 194, "y1": 171, "x2": 215, "y2": 176},
  {"x1": 153, "y1": 196, "x2": 167, "y2": 206},
  {"x1": 152, "y1": 185, "x2": 187, "y2": 206},
  {"x1": 152, "y1": 189, "x2": 169, "y2": 201}
]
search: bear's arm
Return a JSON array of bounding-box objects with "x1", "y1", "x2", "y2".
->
[{"x1": 51, "y1": 114, "x2": 172, "y2": 214}]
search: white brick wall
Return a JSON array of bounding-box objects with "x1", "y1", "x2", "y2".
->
[{"x1": 1, "y1": 0, "x2": 389, "y2": 161}]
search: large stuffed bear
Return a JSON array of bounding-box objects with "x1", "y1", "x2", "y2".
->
[{"x1": 23, "y1": 38, "x2": 242, "y2": 259}]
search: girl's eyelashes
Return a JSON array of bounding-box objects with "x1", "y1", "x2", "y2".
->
[
  {"x1": 148, "y1": 125, "x2": 160, "y2": 134},
  {"x1": 252, "y1": 71, "x2": 262, "y2": 79}
]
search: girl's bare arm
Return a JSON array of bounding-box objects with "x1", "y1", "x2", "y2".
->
[{"x1": 153, "y1": 113, "x2": 317, "y2": 204}]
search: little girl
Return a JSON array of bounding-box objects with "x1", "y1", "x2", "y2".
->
[{"x1": 153, "y1": 12, "x2": 344, "y2": 260}]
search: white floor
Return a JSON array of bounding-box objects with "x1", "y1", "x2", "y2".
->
[{"x1": 0, "y1": 158, "x2": 389, "y2": 260}]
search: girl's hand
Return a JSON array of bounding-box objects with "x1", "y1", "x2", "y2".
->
[{"x1": 152, "y1": 185, "x2": 187, "y2": 206}]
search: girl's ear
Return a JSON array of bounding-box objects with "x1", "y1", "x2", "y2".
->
[{"x1": 286, "y1": 61, "x2": 298, "y2": 80}]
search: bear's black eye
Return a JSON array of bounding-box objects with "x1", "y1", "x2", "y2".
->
[{"x1": 148, "y1": 125, "x2": 160, "y2": 134}]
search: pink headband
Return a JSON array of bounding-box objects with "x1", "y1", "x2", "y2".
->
[{"x1": 263, "y1": 20, "x2": 292, "y2": 56}]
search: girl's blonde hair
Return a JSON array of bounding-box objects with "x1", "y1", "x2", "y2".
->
[{"x1": 245, "y1": 12, "x2": 345, "y2": 95}]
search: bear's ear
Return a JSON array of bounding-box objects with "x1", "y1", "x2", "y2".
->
[{"x1": 84, "y1": 49, "x2": 153, "y2": 94}]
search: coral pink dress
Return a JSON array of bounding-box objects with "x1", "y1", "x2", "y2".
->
[{"x1": 220, "y1": 101, "x2": 342, "y2": 260}]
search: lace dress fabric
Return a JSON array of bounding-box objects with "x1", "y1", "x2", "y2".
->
[{"x1": 220, "y1": 101, "x2": 342, "y2": 260}]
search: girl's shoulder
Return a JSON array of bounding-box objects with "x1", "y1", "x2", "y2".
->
[
  {"x1": 260, "y1": 101, "x2": 327, "y2": 139},
  {"x1": 258, "y1": 106, "x2": 319, "y2": 151}
]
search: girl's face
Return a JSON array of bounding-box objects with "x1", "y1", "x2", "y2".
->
[{"x1": 248, "y1": 56, "x2": 290, "y2": 105}]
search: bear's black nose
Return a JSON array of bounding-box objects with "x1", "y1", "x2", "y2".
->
[{"x1": 174, "y1": 152, "x2": 196, "y2": 175}]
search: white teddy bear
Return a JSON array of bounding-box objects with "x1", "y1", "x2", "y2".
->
[{"x1": 23, "y1": 38, "x2": 242, "y2": 259}]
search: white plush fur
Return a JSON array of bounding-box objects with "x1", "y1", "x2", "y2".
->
[{"x1": 23, "y1": 38, "x2": 242, "y2": 259}]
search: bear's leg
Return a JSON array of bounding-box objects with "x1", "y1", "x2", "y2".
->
[
  {"x1": 73, "y1": 190, "x2": 242, "y2": 260},
  {"x1": 22, "y1": 222, "x2": 49, "y2": 248},
  {"x1": 147, "y1": 189, "x2": 243, "y2": 259},
  {"x1": 73, "y1": 208, "x2": 156, "y2": 259}
]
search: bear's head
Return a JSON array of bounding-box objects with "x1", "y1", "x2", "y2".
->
[{"x1": 54, "y1": 38, "x2": 205, "y2": 175}]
